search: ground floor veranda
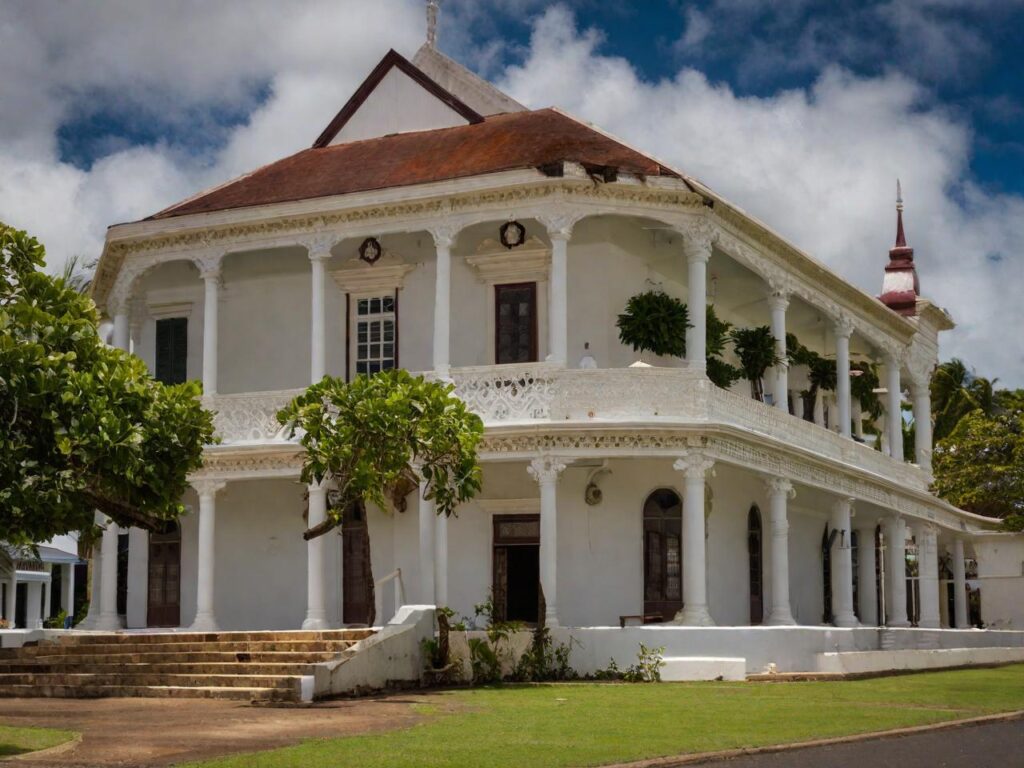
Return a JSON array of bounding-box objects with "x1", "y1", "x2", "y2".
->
[{"x1": 76, "y1": 455, "x2": 981, "y2": 637}]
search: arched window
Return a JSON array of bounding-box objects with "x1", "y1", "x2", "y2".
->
[
  {"x1": 748, "y1": 506, "x2": 763, "y2": 625},
  {"x1": 643, "y1": 489, "x2": 683, "y2": 622}
]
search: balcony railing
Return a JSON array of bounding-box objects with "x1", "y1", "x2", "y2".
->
[{"x1": 201, "y1": 364, "x2": 927, "y2": 490}]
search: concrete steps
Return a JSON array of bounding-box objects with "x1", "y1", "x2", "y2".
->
[{"x1": 0, "y1": 629, "x2": 373, "y2": 703}]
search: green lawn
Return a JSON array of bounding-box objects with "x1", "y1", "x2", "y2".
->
[
  {"x1": 191, "y1": 665, "x2": 1024, "y2": 768},
  {"x1": 0, "y1": 724, "x2": 77, "y2": 758}
]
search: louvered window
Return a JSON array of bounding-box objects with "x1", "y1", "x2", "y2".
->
[{"x1": 155, "y1": 317, "x2": 188, "y2": 384}]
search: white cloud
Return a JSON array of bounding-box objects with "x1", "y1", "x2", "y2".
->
[{"x1": 0, "y1": 2, "x2": 1020, "y2": 384}]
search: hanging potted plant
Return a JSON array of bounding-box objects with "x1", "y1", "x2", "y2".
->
[
  {"x1": 616, "y1": 291, "x2": 689, "y2": 364},
  {"x1": 729, "y1": 326, "x2": 781, "y2": 401}
]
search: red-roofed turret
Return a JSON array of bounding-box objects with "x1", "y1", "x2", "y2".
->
[{"x1": 880, "y1": 180, "x2": 920, "y2": 316}]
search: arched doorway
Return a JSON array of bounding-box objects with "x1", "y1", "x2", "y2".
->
[
  {"x1": 147, "y1": 521, "x2": 181, "y2": 627},
  {"x1": 747, "y1": 506, "x2": 763, "y2": 625},
  {"x1": 643, "y1": 489, "x2": 683, "y2": 622}
]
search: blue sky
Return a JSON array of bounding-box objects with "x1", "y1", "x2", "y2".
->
[{"x1": 1, "y1": 0, "x2": 1022, "y2": 383}]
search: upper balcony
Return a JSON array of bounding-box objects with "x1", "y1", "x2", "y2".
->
[{"x1": 202, "y1": 362, "x2": 930, "y2": 492}]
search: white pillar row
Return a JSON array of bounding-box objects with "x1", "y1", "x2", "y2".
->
[
  {"x1": 540, "y1": 217, "x2": 575, "y2": 367},
  {"x1": 683, "y1": 236, "x2": 711, "y2": 370},
  {"x1": 952, "y1": 537, "x2": 968, "y2": 629},
  {"x1": 195, "y1": 254, "x2": 224, "y2": 396},
  {"x1": 915, "y1": 523, "x2": 941, "y2": 628},
  {"x1": 911, "y1": 375, "x2": 933, "y2": 474},
  {"x1": 885, "y1": 354, "x2": 904, "y2": 460},
  {"x1": 307, "y1": 239, "x2": 333, "y2": 383},
  {"x1": 834, "y1": 318, "x2": 853, "y2": 439},
  {"x1": 190, "y1": 479, "x2": 225, "y2": 631},
  {"x1": 63, "y1": 562, "x2": 76, "y2": 623},
  {"x1": 884, "y1": 516, "x2": 910, "y2": 627},
  {"x1": 855, "y1": 525, "x2": 878, "y2": 626},
  {"x1": 302, "y1": 482, "x2": 329, "y2": 630},
  {"x1": 764, "y1": 477, "x2": 796, "y2": 626},
  {"x1": 830, "y1": 498, "x2": 858, "y2": 627},
  {"x1": 417, "y1": 475, "x2": 437, "y2": 606},
  {"x1": 767, "y1": 292, "x2": 789, "y2": 410},
  {"x1": 528, "y1": 456, "x2": 567, "y2": 627},
  {"x1": 431, "y1": 228, "x2": 454, "y2": 379},
  {"x1": 673, "y1": 450, "x2": 716, "y2": 626},
  {"x1": 95, "y1": 517, "x2": 121, "y2": 631},
  {"x1": 434, "y1": 510, "x2": 448, "y2": 608}
]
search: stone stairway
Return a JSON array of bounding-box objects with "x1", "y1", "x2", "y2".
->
[{"x1": 0, "y1": 628, "x2": 374, "y2": 703}]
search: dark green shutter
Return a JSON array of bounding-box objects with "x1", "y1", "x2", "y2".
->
[{"x1": 155, "y1": 318, "x2": 188, "y2": 384}]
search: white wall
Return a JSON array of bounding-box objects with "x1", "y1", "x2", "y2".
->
[{"x1": 974, "y1": 534, "x2": 1024, "y2": 630}]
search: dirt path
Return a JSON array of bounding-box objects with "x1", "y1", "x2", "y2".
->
[{"x1": 0, "y1": 693, "x2": 448, "y2": 767}]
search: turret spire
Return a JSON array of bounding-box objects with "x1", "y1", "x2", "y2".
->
[
  {"x1": 895, "y1": 178, "x2": 906, "y2": 248},
  {"x1": 880, "y1": 179, "x2": 920, "y2": 316},
  {"x1": 426, "y1": 0, "x2": 439, "y2": 49}
]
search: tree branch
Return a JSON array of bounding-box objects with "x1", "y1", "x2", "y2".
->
[{"x1": 81, "y1": 489, "x2": 163, "y2": 532}]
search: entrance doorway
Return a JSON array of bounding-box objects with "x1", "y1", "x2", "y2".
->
[
  {"x1": 492, "y1": 514, "x2": 540, "y2": 623},
  {"x1": 747, "y1": 506, "x2": 763, "y2": 625},
  {"x1": 343, "y1": 503, "x2": 374, "y2": 626},
  {"x1": 643, "y1": 489, "x2": 683, "y2": 622},
  {"x1": 147, "y1": 521, "x2": 181, "y2": 627}
]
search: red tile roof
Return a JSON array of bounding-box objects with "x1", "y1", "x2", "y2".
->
[{"x1": 148, "y1": 109, "x2": 683, "y2": 220}]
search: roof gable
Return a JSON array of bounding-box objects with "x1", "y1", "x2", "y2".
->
[
  {"x1": 411, "y1": 44, "x2": 526, "y2": 116},
  {"x1": 313, "y1": 49, "x2": 483, "y2": 147}
]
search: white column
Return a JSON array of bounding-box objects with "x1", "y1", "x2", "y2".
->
[
  {"x1": 431, "y1": 228, "x2": 454, "y2": 378},
  {"x1": 197, "y1": 257, "x2": 223, "y2": 396},
  {"x1": 543, "y1": 222, "x2": 573, "y2": 366},
  {"x1": 834, "y1": 319, "x2": 853, "y2": 438},
  {"x1": 63, "y1": 562, "x2": 76, "y2": 623},
  {"x1": 96, "y1": 518, "x2": 121, "y2": 631},
  {"x1": 6, "y1": 571, "x2": 16, "y2": 628},
  {"x1": 852, "y1": 398, "x2": 864, "y2": 440},
  {"x1": 190, "y1": 480, "x2": 225, "y2": 631},
  {"x1": 885, "y1": 354, "x2": 903, "y2": 460},
  {"x1": 813, "y1": 389, "x2": 825, "y2": 427},
  {"x1": 764, "y1": 478, "x2": 796, "y2": 625},
  {"x1": 768, "y1": 292, "x2": 789, "y2": 410},
  {"x1": 952, "y1": 537, "x2": 968, "y2": 629},
  {"x1": 884, "y1": 516, "x2": 909, "y2": 627},
  {"x1": 673, "y1": 450, "x2": 715, "y2": 625},
  {"x1": 855, "y1": 525, "x2": 878, "y2": 626},
  {"x1": 434, "y1": 511, "x2": 448, "y2": 608},
  {"x1": 528, "y1": 456, "x2": 567, "y2": 627},
  {"x1": 302, "y1": 482, "x2": 329, "y2": 630},
  {"x1": 915, "y1": 523, "x2": 940, "y2": 628},
  {"x1": 830, "y1": 499, "x2": 858, "y2": 627},
  {"x1": 80, "y1": 513, "x2": 103, "y2": 629},
  {"x1": 112, "y1": 308, "x2": 130, "y2": 351},
  {"x1": 684, "y1": 236, "x2": 711, "y2": 370},
  {"x1": 308, "y1": 242, "x2": 332, "y2": 383},
  {"x1": 418, "y1": 476, "x2": 436, "y2": 605},
  {"x1": 27, "y1": 582, "x2": 43, "y2": 629},
  {"x1": 43, "y1": 573, "x2": 52, "y2": 622},
  {"x1": 911, "y1": 376, "x2": 933, "y2": 473}
]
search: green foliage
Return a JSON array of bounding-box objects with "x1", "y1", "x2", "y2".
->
[
  {"x1": 465, "y1": 597, "x2": 522, "y2": 684},
  {"x1": 932, "y1": 409, "x2": 1024, "y2": 523},
  {"x1": 729, "y1": 326, "x2": 781, "y2": 400},
  {"x1": 594, "y1": 643, "x2": 665, "y2": 683},
  {"x1": 616, "y1": 291, "x2": 690, "y2": 358},
  {"x1": 42, "y1": 610, "x2": 68, "y2": 629},
  {"x1": 850, "y1": 361, "x2": 883, "y2": 420},
  {"x1": 277, "y1": 369, "x2": 483, "y2": 538},
  {"x1": 512, "y1": 625, "x2": 577, "y2": 683},
  {"x1": 706, "y1": 306, "x2": 742, "y2": 389},
  {"x1": 0, "y1": 225, "x2": 214, "y2": 545},
  {"x1": 931, "y1": 359, "x2": 997, "y2": 444}
]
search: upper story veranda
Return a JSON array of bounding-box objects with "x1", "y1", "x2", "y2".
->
[{"x1": 89, "y1": 47, "x2": 951, "y2": 494}]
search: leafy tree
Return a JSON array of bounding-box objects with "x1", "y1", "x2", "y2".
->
[
  {"x1": 932, "y1": 409, "x2": 1024, "y2": 531},
  {"x1": 0, "y1": 225, "x2": 214, "y2": 545},
  {"x1": 706, "y1": 305, "x2": 742, "y2": 389},
  {"x1": 616, "y1": 291, "x2": 689, "y2": 358},
  {"x1": 277, "y1": 370, "x2": 484, "y2": 541},
  {"x1": 729, "y1": 326, "x2": 781, "y2": 401},
  {"x1": 931, "y1": 358, "x2": 996, "y2": 443}
]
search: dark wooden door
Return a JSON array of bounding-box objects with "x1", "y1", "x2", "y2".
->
[
  {"x1": 492, "y1": 515, "x2": 541, "y2": 623},
  {"x1": 495, "y1": 283, "x2": 537, "y2": 364},
  {"x1": 147, "y1": 523, "x2": 181, "y2": 627},
  {"x1": 748, "y1": 506, "x2": 764, "y2": 625},
  {"x1": 643, "y1": 489, "x2": 683, "y2": 622},
  {"x1": 343, "y1": 504, "x2": 374, "y2": 626}
]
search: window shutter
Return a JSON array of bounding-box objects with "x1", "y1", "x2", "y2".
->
[{"x1": 155, "y1": 318, "x2": 188, "y2": 385}]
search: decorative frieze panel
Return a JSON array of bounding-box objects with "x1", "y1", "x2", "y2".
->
[{"x1": 203, "y1": 390, "x2": 303, "y2": 444}]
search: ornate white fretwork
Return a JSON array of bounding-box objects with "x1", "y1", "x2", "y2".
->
[
  {"x1": 466, "y1": 236, "x2": 550, "y2": 284},
  {"x1": 444, "y1": 364, "x2": 559, "y2": 422},
  {"x1": 203, "y1": 390, "x2": 302, "y2": 444}
]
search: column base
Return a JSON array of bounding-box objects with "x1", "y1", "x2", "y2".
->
[
  {"x1": 301, "y1": 615, "x2": 329, "y2": 631},
  {"x1": 766, "y1": 612, "x2": 796, "y2": 626},
  {"x1": 833, "y1": 613, "x2": 859, "y2": 628},
  {"x1": 544, "y1": 612, "x2": 559, "y2": 629},
  {"x1": 917, "y1": 619, "x2": 940, "y2": 629},
  {"x1": 94, "y1": 613, "x2": 123, "y2": 632},
  {"x1": 189, "y1": 613, "x2": 219, "y2": 632},
  {"x1": 887, "y1": 620, "x2": 911, "y2": 628},
  {"x1": 672, "y1": 606, "x2": 715, "y2": 626}
]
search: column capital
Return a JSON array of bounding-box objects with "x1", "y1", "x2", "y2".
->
[
  {"x1": 304, "y1": 234, "x2": 337, "y2": 262},
  {"x1": 763, "y1": 476, "x2": 795, "y2": 498},
  {"x1": 528, "y1": 455, "x2": 568, "y2": 485},
  {"x1": 192, "y1": 478, "x2": 226, "y2": 497},
  {"x1": 833, "y1": 314, "x2": 855, "y2": 339},
  {"x1": 538, "y1": 212, "x2": 583, "y2": 242},
  {"x1": 429, "y1": 223, "x2": 460, "y2": 250},
  {"x1": 193, "y1": 252, "x2": 224, "y2": 281},
  {"x1": 832, "y1": 496, "x2": 856, "y2": 514},
  {"x1": 766, "y1": 291, "x2": 790, "y2": 313},
  {"x1": 676, "y1": 216, "x2": 716, "y2": 261},
  {"x1": 673, "y1": 449, "x2": 715, "y2": 480}
]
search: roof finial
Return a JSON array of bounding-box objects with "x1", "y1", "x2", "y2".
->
[
  {"x1": 895, "y1": 178, "x2": 906, "y2": 248},
  {"x1": 427, "y1": 0, "x2": 440, "y2": 48}
]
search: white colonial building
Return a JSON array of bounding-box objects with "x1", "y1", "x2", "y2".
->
[{"x1": 77, "y1": 23, "x2": 1023, "y2": 670}]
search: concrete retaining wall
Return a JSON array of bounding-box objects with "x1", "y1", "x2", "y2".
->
[{"x1": 817, "y1": 646, "x2": 1024, "y2": 675}]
